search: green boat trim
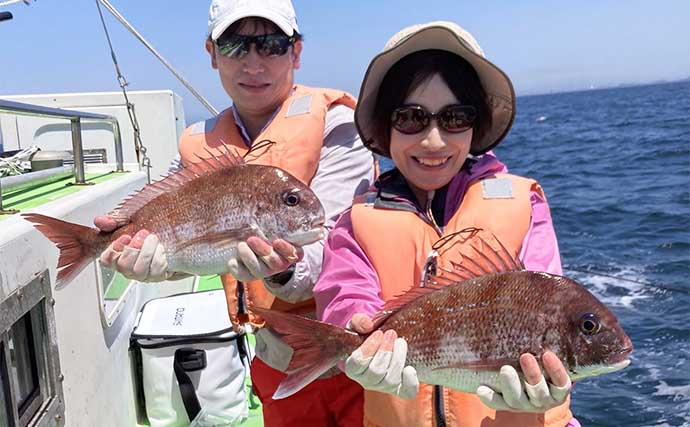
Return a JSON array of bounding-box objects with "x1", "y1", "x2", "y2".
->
[{"x1": 1, "y1": 171, "x2": 126, "y2": 221}]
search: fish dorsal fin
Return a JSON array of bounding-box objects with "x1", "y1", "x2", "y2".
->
[
  {"x1": 371, "y1": 282, "x2": 448, "y2": 328},
  {"x1": 441, "y1": 233, "x2": 525, "y2": 282},
  {"x1": 371, "y1": 234, "x2": 524, "y2": 328},
  {"x1": 108, "y1": 143, "x2": 244, "y2": 226}
]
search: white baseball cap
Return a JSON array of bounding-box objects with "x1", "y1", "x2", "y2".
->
[
  {"x1": 356, "y1": 21, "x2": 516, "y2": 156},
  {"x1": 207, "y1": 0, "x2": 300, "y2": 41}
]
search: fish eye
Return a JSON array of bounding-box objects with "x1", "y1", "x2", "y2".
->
[
  {"x1": 282, "y1": 189, "x2": 301, "y2": 207},
  {"x1": 579, "y1": 313, "x2": 601, "y2": 335}
]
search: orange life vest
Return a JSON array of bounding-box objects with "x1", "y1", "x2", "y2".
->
[
  {"x1": 350, "y1": 173, "x2": 572, "y2": 427},
  {"x1": 179, "y1": 85, "x2": 357, "y2": 330}
]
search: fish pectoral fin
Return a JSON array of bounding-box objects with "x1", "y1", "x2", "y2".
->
[
  {"x1": 174, "y1": 228, "x2": 256, "y2": 253},
  {"x1": 432, "y1": 359, "x2": 518, "y2": 372}
]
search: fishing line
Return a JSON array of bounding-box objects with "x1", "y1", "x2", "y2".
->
[{"x1": 565, "y1": 267, "x2": 690, "y2": 295}]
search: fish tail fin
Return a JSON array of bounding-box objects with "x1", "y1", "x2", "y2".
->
[
  {"x1": 252, "y1": 307, "x2": 362, "y2": 400},
  {"x1": 22, "y1": 213, "x2": 109, "y2": 289}
]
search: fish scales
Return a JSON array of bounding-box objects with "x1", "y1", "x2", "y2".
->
[
  {"x1": 252, "y1": 259, "x2": 633, "y2": 400},
  {"x1": 379, "y1": 272, "x2": 581, "y2": 391},
  {"x1": 23, "y1": 155, "x2": 326, "y2": 288},
  {"x1": 129, "y1": 166, "x2": 286, "y2": 275}
]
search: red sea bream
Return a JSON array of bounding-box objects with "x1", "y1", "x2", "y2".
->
[
  {"x1": 254, "y1": 237, "x2": 633, "y2": 399},
  {"x1": 23, "y1": 148, "x2": 325, "y2": 289}
]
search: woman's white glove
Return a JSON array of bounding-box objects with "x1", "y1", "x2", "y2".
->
[
  {"x1": 344, "y1": 314, "x2": 419, "y2": 400},
  {"x1": 477, "y1": 351, "x2": 572, "y2": 413},
  {"x1": 228, "y1": 236, "x2": 303, "y2": 282},
  {"x1": 99, "y1": 230, "x2": 171, "y2": 282}
]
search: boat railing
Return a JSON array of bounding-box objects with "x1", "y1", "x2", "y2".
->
[{"x1": 0, "y1": 98, "x2": 125, "y2": 213}]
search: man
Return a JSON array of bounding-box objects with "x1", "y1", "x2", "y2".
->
[{"x1": 96, "y1": 0, "x2": 374, "y2": 425}]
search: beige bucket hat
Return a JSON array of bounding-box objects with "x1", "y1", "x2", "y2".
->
[{"x1": 355, "y1": 21, "x2": 516, "y2": 157}]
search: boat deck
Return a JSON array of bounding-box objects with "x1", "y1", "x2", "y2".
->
[
  {"x1": 134, "y1": 275, "x2": 265, "y2": 427},
  {"x1": 1, "y1": 171, "x2": 266, "y2": 426},
  {"x1": 1, "y1": 171, "x2": 126, "y2": 221}
]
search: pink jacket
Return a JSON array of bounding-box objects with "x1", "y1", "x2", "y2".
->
[
  {"x1": 313, "y1": 153, "x2": 580, "y2": 427},
  {"x1": 314, "y1": 152, "x2": 563, "y2": 327}
]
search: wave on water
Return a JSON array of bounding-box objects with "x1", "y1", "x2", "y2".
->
[
  {"x1": 565, "y1": 266, "x2": 653, "y2": 308},
  {"x1": 501, "y1": 81, "x2": 690, "y2": 427},
  {"x1": 382, "y1": 82, "x2": 690, "y2": 426}
]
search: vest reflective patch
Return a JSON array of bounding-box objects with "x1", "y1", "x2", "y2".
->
[
  {"x1": 189, "y1": 116, "x2": 220, "y2": 135},
  {"x1": 189, "y1": 121, "x2": 206, "y2": 135},
  {"x1": 482, "y1": 178, "x2": 514, "y2": 199},
  {"x1": 286, "y1": 94, "x2": 313, "y2": 117}
]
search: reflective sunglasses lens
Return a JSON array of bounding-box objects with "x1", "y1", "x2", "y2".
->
[
  {"x1": 439, "y1": 105, "x2": 477, "y2": 133},
  {"x1": 391, "y1": 106, "x2": 429, "y2": 134},
  {"x1": 256, "y1": 34, "x2": 292, "y2": 56},
  {"x1": 216, "y1": 35, "x2": 249, "y2": 58}
]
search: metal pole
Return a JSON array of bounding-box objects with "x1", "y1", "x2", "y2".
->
[
  {"x1": 110, "y1": 120, "x2": 124, "y2": 172},
  {"x1": 0, "y1": 175, "x2": 19, "y2": 215},
  {"x1": 1, "y1": 166, "x2": 74, "y2": 194},
  {"x1": 70, "y1": 119, "x2": 87, "y2": 185}
]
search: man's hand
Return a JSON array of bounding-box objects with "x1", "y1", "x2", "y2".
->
[
  {"x1": 344, "y1": 314, "x2": 419, "y2": 400},
  {"x1": 95, "y1": 215, "x2": 171, "y2": 282},
  {"x1": 94, "y1": 214, "x2": 118, "y2": 232},
  {"x1": 227, "y1": 236, "x2": 303, "y2": 282},
  {"x1": 477, "y1": 351, "x2": 572, "y2": 413}
]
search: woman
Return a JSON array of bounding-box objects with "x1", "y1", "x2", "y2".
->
[{"x1": 313, "y1": 22, "x2": 580, "y2": 427}]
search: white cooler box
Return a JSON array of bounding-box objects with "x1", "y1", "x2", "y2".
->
[{"x1": 131, "y1": 289, "x2": 249, "y2": 427}]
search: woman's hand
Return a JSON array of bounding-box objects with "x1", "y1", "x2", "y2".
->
[
  {"x1": 344, "y1": 313, "x2": 419, "y2": 399},
  {"x1": 477, "y1": 351, "x2": 572, "y2": 413}
]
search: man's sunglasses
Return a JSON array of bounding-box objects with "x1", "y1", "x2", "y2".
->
[
  {"x1": 391, "y1": 104, "x2": 477, "y2": 135},
  {"x1": 215, "y1": 33, "x2": 296, "y2": 59}
]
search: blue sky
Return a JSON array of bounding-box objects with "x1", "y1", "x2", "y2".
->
[{"x1": 1, "y1": 0, "x2": 688, "y2": 123}]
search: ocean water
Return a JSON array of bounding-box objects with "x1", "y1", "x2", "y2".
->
[{"x1": 381, "y1": 81, "x2": 690, "y2": 426}]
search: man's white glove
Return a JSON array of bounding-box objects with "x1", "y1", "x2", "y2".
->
[
  {"x1": 344, "y1": 329, "x2": 419, "y2": 400},
  {"x1": 477, "y1": 352, "x2": 572, "y2": 413},
  {"x1": 99, "y1": 230, "x2": 171, "y2": 282},
  {"x1": 227, "y1": 237, "x2": 302, "y2": 282}
]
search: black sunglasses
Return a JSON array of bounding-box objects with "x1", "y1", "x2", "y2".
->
[
  {"x1": 391, "y1": 104, "x2": 477, "y2": 135},
  {"x1": 215, "y1": 33, "x2": 296, "y2": 59}
]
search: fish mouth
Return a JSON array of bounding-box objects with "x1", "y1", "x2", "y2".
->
[
  {"x1": 569, "y1": 358, "x2": 631, "y2": 381},
  {"x1": 283, "y1": 226, "x2": 325, "y2": 247},
  {"x1": 611, "y1": 345, "x2": 633, "y2": 363}
]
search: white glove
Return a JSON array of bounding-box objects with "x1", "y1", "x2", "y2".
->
[
  {"x1": 227, "y1": 238, "x2": 301, "y2": 282},
  {"x1": 345, "y1": 330, "x2": 419, "y2": 399},
  {"x1": 100, "y1": 232, "x2": 170, "y2": 282},
  {"x1": 477, "y1": 365, "x2": 571, "y2": 413}
]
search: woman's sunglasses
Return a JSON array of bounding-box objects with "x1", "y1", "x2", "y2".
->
[
  {"x1": 215, "y1": 33, "x2": 296, "y2": 59},
  {"x1": 391, "y1": 104, "x2": 477, "y2": 135}
]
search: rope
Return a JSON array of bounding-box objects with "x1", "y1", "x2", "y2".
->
[
  {"x1": 565, "y1": 267, "x2": 690, "y2": 295},
  {"x1": 0, "y1": 146, "x2": 38, "y2": 177},
  {"x1": 95, "y1": 0, "x2": 218, "y2": 116},
  {"x1": 94, "y1": 0, "x2": 151, "y2": 182},
  {"x1": 0, "y1": 0, "x2": 27, "y2": 7}
]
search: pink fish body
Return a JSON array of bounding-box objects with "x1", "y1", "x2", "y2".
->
[
  {"x1": 23, "y1": 149, "x2": 325, "y2": 288},
  {"x1": 254, "y1": 238, "x2": 633, "y2": 399}
]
